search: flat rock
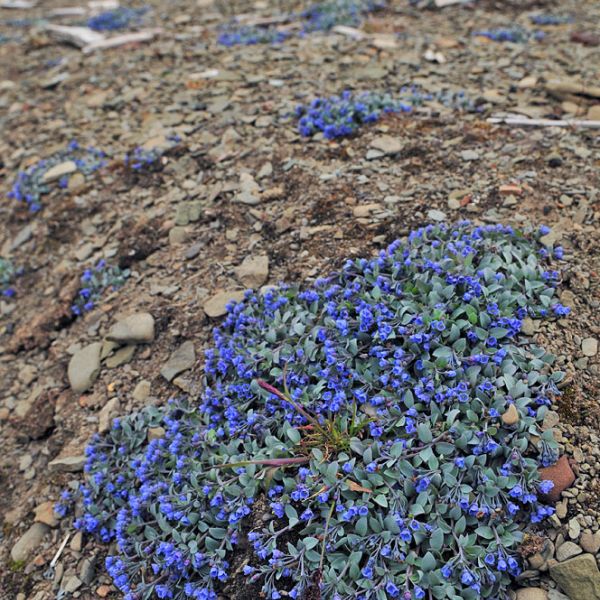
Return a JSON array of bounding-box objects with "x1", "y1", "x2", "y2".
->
[
  {"x1": 98, "y1": 397, "x2": 120, "y2": 434},
  {"x1": 68, "y1": 342, "x2": 102, "y2": 393},
  {"x1": 105, "y1": 345, "x2": 136, "y2": 368},
  {"x1": 515, "y1": 588, "x2": 548, "y2": 600},
  {"x1": 461, "y1": 150, "x2": 479, "y2": 161},
  {"x1": 11, "y1": 523, "x2": 50, "y2": 562},
  {"x1": 48, "y1": 454, "x2": 86, "y2": 472},
  {"x1": 549, "y1": 554, "x2": 600, "y2": 600},
  {"x1": 427, "y1": 209, "x2": 447, "y2": 222},
  {"x1": 160, "y1": 341, "x2": 196, "y2": 382},
  {"x1": 557, "y1": 541, "x2": 583, "y2": 562},
  {"x1": 235, "y1": 255, "x2": 269, "y2": 288},
  {"x1": 106, "y1": 313, "x2": 155, "y2": 344},
  {"x1": 203, "y1": 290, "x2": 246, "y2": 318},
  {"x1": 370, "y1": 135, "x2": 403, "y2": 155},
  {"x1": 581, "y1": 337, "x2": 598, "y2": 357},
  {"x1": 34, "y1": 501, "x2": 59, "y2": 528},
  {"x1": 42, "y1": 160, "x2": 77, "y2": 183},
  {"x1": 538, "y1": 456, "x2": 576, "y2": 502}
]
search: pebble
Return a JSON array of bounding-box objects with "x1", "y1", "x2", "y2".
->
[
  {"x1": 48, "y1": 454, "x2": 86, "y2": 473},
  {"x1": 160, "y1": 341, "x2": 196, "y2": 382},
  {"x1": 461, "y1": 150, "x2": 479, "y2": 161},
  {"x1": 427, "y1": 209, "x2": 447, "y2": 222},
  {"x1": 568, "y1": 517, "x2": 581, "y2": 540},
  {"x1": 42, "y1": 160, "x2": 77, "y2": 183},
  {"x1": 501, "y1": 404, "x2": 519, "y2": 426},
  {"x1": 556, "y1": 541, "x2": 582, "y2": 562},
  {"x1": 67, "y1": 342, "x2": 102, "y2": 393},
  {"x1": 132, "y1": 380, "x2": 151, "y2": 402},
  {"x1": 581, "y1": 337, "x2": 598, "y2": 357},
  {"x1": 234, "y1": 254, "x2": 269, "y2": 288},
  {"x1": 106, "y1": 313, "x2": 155, "y2": 344},
  {"x1": 62, "y1": 575, "x2": 82, "y2": 593},
  {"x1": 70, "y1": 531, "x2": 83, "y2": 552},
  {"x1": 369, "y1": 135, "x2": 403, "y2": 155},
  {"x1": 79, "y1": 556, "x2": 97, "y2": 585},
  {"x1": 538, "y1": 456, "x2": 576, "y2": 502},
  {"x1": 580, "y1": 531, "x2": 600, "y2": 554},
  {"x1": 105, "y1": 345, "x2": 136, "y2": 368},
  {"x1": 33, "y1": 501, "x2": 59, "y2": 528},
  {"x1": 148, "y1": 426, "x2": 166, "y2": 441},
  {"x1": 98, "y1": 397, "x2": 120, "y2": 434},
  {"x1": 203, "y1": 290, "x2": 246, "y2": 318},
  {"x1": 10, "y1": 523, "x2": 50, "y2": 562}
]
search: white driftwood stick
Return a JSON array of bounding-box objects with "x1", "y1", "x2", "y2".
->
[
  {"x1": 82, "y1": 28, "x2": 161, "y2": 53},
  {"x1": 45, "y1": 24, "x2": 106, "y2": 47},
  {"x1": 488, "y1": 117, "x2": 600, "y2": 129}
]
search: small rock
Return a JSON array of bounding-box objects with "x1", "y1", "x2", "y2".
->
[
  {"x1": 203, "y1": 290, "x2": 246, "y2": 318},
  {"x1": 160, "y1": 341, "x2": 196, "y2": 382},
  {"x1": 11, "y1": 523, "x2": 50, "y2": 562},
  {"x1": 556, "y1": 541, "x2": 582, "y2": 562},
  {"x1": 353, "y1": 203, "x2": 381, "y2": 218},
  {"x1": 79, "y1": 556, "x2": 96, "y2": 585},
  {"x1": 580, "y1": 531, "x2": 600, "y2": 554},
  {"x1": 70, "y1": 531, "x2": 83, "y2": 552},
  {"x1": 133, "y1": 380, "x2": 151, "y2": 402},
  {"x1": 538, "y1": 456, "x2": 576, "y2": 502},
  {"x1": 105, "y1": 345, "x2": 136, "y2": 368},
  {"x1": 568, "y1": 518, "x2": 581, "y2": 540},
  {"x1": 98, "y1": 397, "x2": 120, "y2": 434},
  {"x1": 97, "y1": 584, "x2": 112, "y2": 598},
  {"x1": 502, "y1": 404, "x2": 519, "y2": 426},
  {"x1": 521, "y1": 317, "x2": 536, "y2": 336},
  {"x1": 427, "y1": 209, "x2": 447, "y2": 222},
  {"x1": 34, "y1": 501, "x2": 59, "y2": 528},
  {"x1": 106, "y1": 313, "x2": 155, "y2": 344},
  {"x1": 370, "y1": 135, "x2": 403, "y2": 155},
  {"x1": 169, "y1": 226, "x2": 189, "y2": 245},
  {"x1": 148, "y1": 426, "x2": 166, "y2": 441},
  {"x1": 461, "y1": 150, "x2": 479, "y2": 161},
  {"x1": 62, "y1": 575, "x2": 82, "y2": 593},
  {"x1": 68, "y1": 342, "x2": 102, "y2": 393},
  {"x1": 515, "y1": 588, "x2": 548, "y2": 600},
  {"x1": 42, "y1": 161, "x2": 77, "y2": 184},
  {"x1": 234, "y1": 255, "x2": 269, "y2": 288},
  {"x1": 48, "y1": 455, "x2": 86, "y2": 473},
  {"x1": 581, "y1": 337, "x2": 598, "y2": 357},
  {"x1": 549, "y1": 554, "x2": 600, "y2": 600}
]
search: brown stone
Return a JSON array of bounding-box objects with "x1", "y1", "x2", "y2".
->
[
  {"x1": 539, "y1": 456, "x2": 576, "y2": 502},
  {"x1": 501, "y1": 404, "x2": 519, "y2": 426},
  {"x1": 97, "y1": 585, "x2": 112, "y2": 598}
]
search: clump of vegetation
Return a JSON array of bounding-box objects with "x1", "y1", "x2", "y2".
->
[
  {"x1": 71, "y1": 260, "x2": 130, "y2": 317},
  {"x1": 0, "y1": 258, "x2": 18, "y2": 299},
  {"x1": 7, "y1": 141, "x2": 107, "y2": 212},
  {"x1": 301, "y1": 0, "x2": 387, "y2": 32},
  {"x1": 217, "y1": 24, "x2": 288, "y2": 46},
  {"x1": 87, "y1": 6, "x2": 148, "y2": 31},
  {"x1": 472, "y1": 26, "x2": 544, "y2": 43},
  {"x1": 123, "y1": 135, "x2": 181, "y2": 173},
  {"x1": 61, "y1": 222, "x2": 567, "y2": 600}
]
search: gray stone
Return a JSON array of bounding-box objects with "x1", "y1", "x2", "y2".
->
[
  {"x1": 10, "y1": 523, "x2": 50, "y2": 562},
  {"x1": 427, "y1": 209, "x2": 447, "y2": 222},
  {"x1": 521, "y1": 317, "x2": 536, "y2": 336},
  {"x1": 98, "y1": 397, "x2": 120, "y2": 434},
  {"x1": 48, "y1": 455, "x2": 86, "y2": 472},
  {"x1": 106, "y1": 313, "x2": 155, "y2": 344},
  {"x1": 568, "y1": 517, "x2": 581, "y2": 540},
  {"x1": 461, "y1": 150, "x2": 480, "y2": 161},
  {"x1": 549, "y1": 554, "x2": 600, "y2": 600},
  {"x1": 132, "y1": 380, "x2": 151, "y2": 402},
  {"x1": 235, "y1": 255, "x2": 269, "y2": 288},
  {"x1": 547, "y1": 591, "x2": 570, "y2": 600},
  {"x1": 203, "y1": 290, "x2": 246, "y2": 318},
  {"x1": 161, "y1": 341, "x2": 196, "y2": 382},
  {"x1": 556, "y1": 541, "x2": 583, "y2": 562},
  {"x1": 62, "y1": 575, "x2": 82, "y2": 593},
  {"x1": 79, "y1": 556, "x2": 97, "y2": 585},
  {"x1": 370, "y1": 135, "x2": 403, "y2": 155},
  {"x1": 42, "y1": 160, "x2": 77, "y2": 183},
  {"x1": 68, "y1": 342, "x2": 102, "y2": 393},
  {"x1": 582, "y1": 337, "x2": 598, "y2": 357},
  {"x1": 105, "y1": 345, "x2": 136, "y2": 368}
]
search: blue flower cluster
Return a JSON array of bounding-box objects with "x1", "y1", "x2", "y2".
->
[
  {"x1": 217, "y1": 24, "x2": 288, "y2": 47},
  {"x1": 71, "y1": 260, "x2": 130, "y2": 316},
  {"x1": 87, "y1": 6, "x2": 148, "y2": 31},
  {"x1": 473, "y1": 26, "x2": 545, "y2": 43},
  {"x1": 529, "y1": 14, "x2": 574, "y2": 26},
  {"x1": 67, "y1": 222, "x2": 566, "y2": 600},
  {"x1": 7, "y1": 140, "x2": 107, "y2": 212},
  {"x1": 296, "y1": 87, "x2": 477, "y2": 139},
  {"x1": 124, "y1": 135, "x2": 181, "y2": 172},
  {"x1": 0, "y1": 258, "x2": 19, "y2": 299}
]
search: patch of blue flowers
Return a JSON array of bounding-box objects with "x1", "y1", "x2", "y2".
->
[
  {"x1": 529, "y1": 15, "x2": 574, "y2": 26},
  {"x1": 63, "y1": 222, "x2": 567, "y2": 600},
  {"x1": 124, "y1": 135, "x2": 181, "y2": 172},
  {"x1": 217, "y1": 24, "x2": 288, "y2": 46},
  {"x1": 473, "y1": 26, "x2": 544, "y2": 43},
  {"x1": 87, "y1": 6, "x2": 148, "y2": 31},
  {"x1": 0, "y1": 258, "x2": 18, "y2": 299},
  {"x1": 296, "y1": 88, "x2": 477, "y2": 139},
  {"x1": 71, "y1": 260, "x2": 130, "y2": 317},
  {"x1": 7, "y1": 141, "x2": 107, "y2": 213}
]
